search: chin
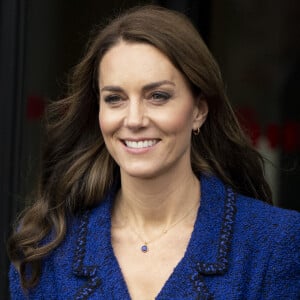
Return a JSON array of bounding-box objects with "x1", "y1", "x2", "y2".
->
[
  {"x1": 120, "y1": 165, "x2": 164, "y2": 180},
  {"x1": 123, "y1": 170, "x2": 158, "y2": 180}
]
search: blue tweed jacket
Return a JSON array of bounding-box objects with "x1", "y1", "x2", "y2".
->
[{"x1": 10, "y1": 175, "x2": 300, "y2": 299}]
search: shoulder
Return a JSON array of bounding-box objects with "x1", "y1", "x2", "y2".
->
[
  {"x1": 200, "y1": 174, "x2": 300, "y2": 248},
  {"x1": 232, "y1": 194, "x2": 300, "y2": 297},
  {"x1": 236, "y1": 196, "x2": 300, "y2": 298},
  {"x1": 233, "y1": 193, "x2": 300, "y2": 267},
  {"x1": 235, "y1": 193, "x2": 300, "y2": 238}
]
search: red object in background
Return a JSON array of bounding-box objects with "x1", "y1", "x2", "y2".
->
[
  {"x1": 236, "y1": 108, "x2": 300, "y2": 152},
  {"x1": 26, "y1": 95, "x2": 45, "y2": 120},
  {"x1": 282, "y1": 121, "x2": 300, "y2": 153},
  {"x1": 266, "y1": 124, "x2": 280, "y2": 149},
  {"x1": 236, "y1": 108, "x2": 261, "y2": 146}
]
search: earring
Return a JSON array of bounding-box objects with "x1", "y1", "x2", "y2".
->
[{"x1": 193, "y1": 128, "x2": 200, "y2": 135}]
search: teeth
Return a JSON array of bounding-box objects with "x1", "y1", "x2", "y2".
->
[{"x1": 125, "y1": 140, "x2": 157, "y2": 149}]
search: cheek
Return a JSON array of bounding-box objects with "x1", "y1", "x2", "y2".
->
[
  {"x1": 98, "y1": 111, "x2": 107, "y2": 133},
  {"x1": 98, "y1": 108, "x2": 117, "y2": 136},
  {"x1": 98, "y1": 110, "x2": 107, "y2": 136},
  {"x1": 157, "y1": 106, "x2": 194, "y2": 134},
  {"x1": 98, "y1": 110, "x2": 119, "y2": 158}
]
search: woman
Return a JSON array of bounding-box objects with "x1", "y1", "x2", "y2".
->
[{"x1": 8, "y1": 5, "x2": 300, "y2": 299}]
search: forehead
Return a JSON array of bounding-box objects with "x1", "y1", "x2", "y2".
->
[{"x1": 98, "y1": 42, "x2": 180, "y2": 86}]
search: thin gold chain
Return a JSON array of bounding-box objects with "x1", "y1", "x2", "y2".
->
[{"x1": 122, "y1": 200, "x2": 200, "y2": 248}]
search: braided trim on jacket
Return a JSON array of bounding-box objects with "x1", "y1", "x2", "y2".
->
[
  {"x1": 191, "y1": 272, "x2": 214, "y2": 299},
  {"x1": 73, "y1": 211, "x2": 101, "y2": 299},
  {"x1": 191, "y1": 187, "x2": 237, "y2": 298}
]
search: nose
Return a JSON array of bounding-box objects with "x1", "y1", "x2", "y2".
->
[{"x1": 124, "y1": 99, "x2": 147, "y2": 129}]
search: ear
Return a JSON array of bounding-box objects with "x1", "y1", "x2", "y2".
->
[{"x1": 192, "y1": 96, "x2": 208, "y2": 131}]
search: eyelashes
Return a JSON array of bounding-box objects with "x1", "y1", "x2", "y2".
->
[
  {"x1": 150, "y1": 91, "x2": 171, "y2": 102},
  {"x1": 103, "y1": 94, "x2": 122, "y2": 104},
  {"x1": 102, "y1": 91, "x2": 173, "y2": 105}
]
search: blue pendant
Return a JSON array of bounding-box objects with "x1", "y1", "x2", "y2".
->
[{"x1": 141, "y1": 244, "x2": 148, "y2": 253}]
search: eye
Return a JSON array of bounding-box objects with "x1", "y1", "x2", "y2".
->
[
  {"x1": 150, "y1": 91, "x2": 171, "y2": 102},
  {"x1": 103, "y1": 94, "x2": 123, "y2": 104}
]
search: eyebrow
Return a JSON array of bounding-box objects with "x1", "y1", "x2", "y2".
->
[{"x1": 100, "y1": 80, "x2": 175, "y2": 93}]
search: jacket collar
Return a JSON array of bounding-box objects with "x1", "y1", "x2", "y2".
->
[
  {"x1": 190, "y1": 175, "x2": 236, "y2": 275},
  {"x1": 156, "y1": 175, "x2": 237, "y2": 299},
  {"x1": 72, "y1": 174, "x2": 237, "y2": 299}
]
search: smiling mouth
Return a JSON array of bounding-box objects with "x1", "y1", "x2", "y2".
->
[{"x1": 124, "y1": 140, "x2": 159, "y2": 149}]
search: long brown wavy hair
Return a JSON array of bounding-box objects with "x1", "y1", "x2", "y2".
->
[{"x1": 8, "y1": 5, "x2": 272, "y2": 289}]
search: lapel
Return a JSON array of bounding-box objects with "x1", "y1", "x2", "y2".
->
[
  {"x1": 71, "y1": 182, "x2": 130, "y2": 299},
  {"x1": 72, "y1": 209, "x2": 102, "y2": 299},
  {"x1": 71, "y1": 174, "x2": 237, "y2": 299},
  {"x1": 156, "y1": 175, "x2": 237, "y2": 299}
]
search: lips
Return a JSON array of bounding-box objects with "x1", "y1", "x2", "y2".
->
[{"x1": 123, "y1": 139, "x2": 159, "y2": 149}]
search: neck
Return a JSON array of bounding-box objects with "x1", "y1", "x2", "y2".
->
[{"x1": 113, "y1": 167, "x2": 200, "y2": 232}]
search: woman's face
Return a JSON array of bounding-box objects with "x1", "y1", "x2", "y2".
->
[{"x1": 98, "y1": 41, "x2": 207, "y2": 179}]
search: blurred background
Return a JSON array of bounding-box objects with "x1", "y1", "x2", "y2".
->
[{"x1": 1, "y1": 0, "x2": 299, "y2": 297}]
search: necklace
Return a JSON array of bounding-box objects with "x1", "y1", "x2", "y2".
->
[{"x1": 122, "y1": 200, "x2": 200, "y2": 253}]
